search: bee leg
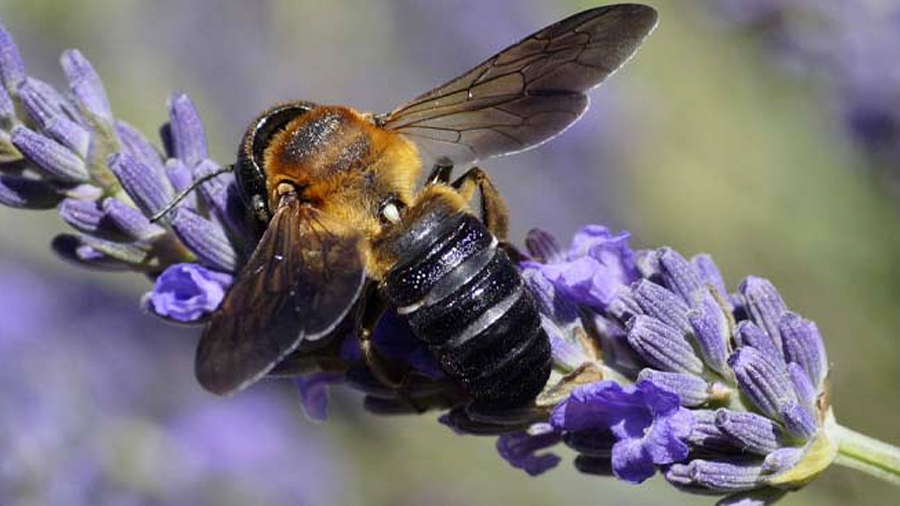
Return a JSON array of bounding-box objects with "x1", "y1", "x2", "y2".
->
[
  {"x1": 356, "y1": 287, "x2": 406, "y2": 388},
  {"x1": 451, "y1": 167, "x2": 510, "y2": 241},
  {"x1": 425, "y1": 159, "x2": 455, "y2": 185}
]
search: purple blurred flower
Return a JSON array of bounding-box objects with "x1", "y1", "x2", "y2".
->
[
  {"x1": 143, "y1": 263, "x2": 232, "y2": 323},
  {"x1": 551, "y1": 380, "x2": 692, "y2": 483},
  {"x1": 713, "y1": 0, "x2": 900, "y2": 170}
]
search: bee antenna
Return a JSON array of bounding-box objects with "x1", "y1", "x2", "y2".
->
[{"x1": 149, "y1": 164, "x2": 236, "y2": 223}]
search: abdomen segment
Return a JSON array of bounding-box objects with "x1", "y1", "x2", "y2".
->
[{"x1": 383, "y1": 211, "x2": 551, "y2": 408}]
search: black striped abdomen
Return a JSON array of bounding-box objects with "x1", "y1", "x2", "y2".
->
[{"x1": 383, "y1": 211, "x2": 551, "y2": 408}]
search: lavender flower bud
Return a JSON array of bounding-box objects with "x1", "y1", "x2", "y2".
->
[
  {"x1": 632, "y1": 279, "x2": 691, "y2": 333},
  {"x1": 627, "y1": 316, "x2": 704, "y2": 374},
  {"x1": 739, "y1": 277, "x2": 787, "y2": 352},
  {"x1": 101, "y1": 197, "x2": 165, "y2": 241},
  {"x1": 688, "y1": 409, "x2": 740, "y2": 453},
  {"x1": 60, "y1": 49, "x2": 112, "y2": 120},
  {"x1": 787, "y1": 362, "x2": 817, "y2": 408},
  {"x1": 688, "y1": 458, "x2": 765, "y2": 492},
  {"x1": 167, "y1": 93, "x2": 208, "y2": 166},
  {"x1": 58, "y1": 198, "x2": 105, "y2": 236},
  {"x1": 11, "y1": 126, "x2": 88, "y2": 182},
  {"x1": 17, "y1": 82, "x2": 90, "y2": 157},
  {"x1": 691, "y1": 253, "x2": 731, "y2": 304},
  {"x1": 688, "y1": 289, "x2": 730, "y2": 374},
  {"x1": 638, "y1": 369, "x2": 710, "y2": 406},
  {"x1": 715, "y1": 409, "x2": 785, "y2": 455},
  {"x1": 115, "y1": 121, "x2": 165, "y2": 175},
  {"x1": 761, "y1": 447, "x2": 804, "y2": 475},
  {"x1": 779, "y1": 402, "x2": 818, "y2": 441},
  {"x1": 729, "y1": 346, "x2": 797, "y2": 421},
  {"x1": 0, "y1": 22, "x2": 25, "y2": 89},
  {"x1": 658, "y1": 247, "x2": 704, "y2": 304},
  {"x1": 734, "y1": 320, "x2": 782, "y2": 363},
  {"x1": 170, "y1": 207, "x2": 237, "y2": 272},
  {"x1": 108, "y1": 152, "x2": 173, "y2": 216},
  {"x1": 778, "y1": 312, "x2": 827, "y2": 389}
]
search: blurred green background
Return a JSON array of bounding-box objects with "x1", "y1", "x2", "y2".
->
[{"x1": 0, "y1": 0, "x2": 899, "y2": 505}]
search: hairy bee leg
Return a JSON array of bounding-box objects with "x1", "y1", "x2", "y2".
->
[
  {"x1": 451, "y1": 167, "x2": 510, "y2": 241},
  {"x1": 425, "y1": 160, "x2": 455, "y2": 185}
]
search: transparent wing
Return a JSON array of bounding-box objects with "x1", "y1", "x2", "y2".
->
[
  {"x1": 378, "y1": 4, "x2": 658, "y2": 166},
  {"x1": 195, "y1": 195, "x2": 366, "y2": 395}
]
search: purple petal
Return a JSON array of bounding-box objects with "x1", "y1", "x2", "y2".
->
[
  {"x1": 0, "y1": 174, "x2": 61, "y2": 209},
  {"x1": 611, "y1": 438, "x2": 656, "y2": 483},
  {"x1": 108, "y1": 152, "x2": 174, "y2": 216},
  {"x1": 627, "y1": 316, "x2": 704, "y2": 374},
  {"x1": 295, "y1": 372, "x2": 344, "y2": 422},
  {"x1": 0, "y1": 22, "x2": 25, "y2": 89},
  {"x1": 496, "y1": 429, "x2": 562, "y2": 476},
  {"x1": 170, "y1": 207, "x2": 237, "y2": 272},
  {"x1": 11, "y1": 126, "x2": 88, "y2": 182},
  {"x1": 524, "y1": 228, "x2": 563, "y2": 263},
  {"x1": 779, "y1": 312, "x2": 827, "y2": 389},
  {"x1": 739, "y1": 277, "x2": 787, "y2": 352},
  {"x1": 143, "y1": 263, "x2": 232, "y2": 322},
  {"x1": 60, "y1": 49, "x2": 112, "y2": 120},
  {"x1": 167, "y1": 93, "x2": 208, "y2": 166},
  {"x1": 520, "y1": 264, "x2": 580, "y2": 325}
]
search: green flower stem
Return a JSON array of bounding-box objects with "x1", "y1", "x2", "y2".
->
[{"x1": 832, "y1": 423, "x2": 900, "y2": 487}]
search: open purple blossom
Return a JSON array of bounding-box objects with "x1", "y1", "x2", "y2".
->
[
  {"x1": 550, "y1": 380, "x2": 692, "y2": 483},
  {"x1": 142, "y1": 263, "x2": 233, "y2": 323}
]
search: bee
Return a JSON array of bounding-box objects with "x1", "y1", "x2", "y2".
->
[{"x1": 194, "y1": 4, "x2": 658, "y2": 408}]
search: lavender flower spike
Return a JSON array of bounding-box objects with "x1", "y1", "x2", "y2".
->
[{"x1": 1, "y1": 16, "x2": 898, "y2": 506}]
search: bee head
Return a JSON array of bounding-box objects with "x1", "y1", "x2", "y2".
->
[{"x1": 237, "y1": 101, "x2": 318, "y2": 227}]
